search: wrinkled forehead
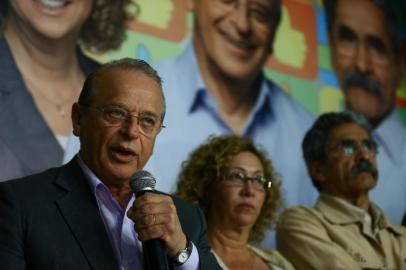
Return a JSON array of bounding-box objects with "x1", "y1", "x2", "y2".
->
[
  {"x1": 328, "y1": 123, "x2": 371, "y2": 145},
  {"x1": 334, "y1": 0, "x2": 388, "y2": 37},
  {"x1": 226, "y1": 151, "x2": 264, "y2": 171},
  {"x1": 93, "y1": 69, "x2": 164, "y2": 110}
]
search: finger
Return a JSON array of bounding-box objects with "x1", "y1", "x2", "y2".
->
[
  {"x1": 133, "y1": 210, "x2": 186, "y2": 256},
  {"x1": 132, "y1": 199, "x2": 175, "y2": 220},
  {"x1": 134, "y1": 193, "x2": 170, "y2": 205},
  {"x1": 136, "y1": 223, "x2": 165, "y2": 241},
  {"x1": 139, "y1": 214, "x2": 156, "y2": 227},
  {"x1": 135, "y1": 213, "x2": 170, "y2": 231},
  {"x1": 146, "y1": 214, "x2": 157, "y2": 226},
  {"x1": 152, "y1": 214, "x2": 157, "y2": 226},
  {"x1": 130, "y1": 202, "x2": 157, "y2": 220}
]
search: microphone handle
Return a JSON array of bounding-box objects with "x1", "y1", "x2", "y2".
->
[
  {"x1": 136, "y1": 189, "x2": 170, "y2": 270},
  {"x1": 143, "y1": 239, "x2": 170, "y2": 270}
]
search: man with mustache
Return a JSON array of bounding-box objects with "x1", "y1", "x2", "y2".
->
[
  {"x1": 144, "y1": 0, "x2": 316, "y2": 224},
  {"x1": 276, "y1": 111, "x2": 406, "y2": 270},
  {"x1": 323, "y1": 0, "x2": 406, "y2": 224}
]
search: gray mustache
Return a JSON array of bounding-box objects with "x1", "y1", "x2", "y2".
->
[
  {"x1": 348, "y1": 160, "x2": 379, "y2": 180},
  {"x1": 343, "y1": 71, "x2": 384, "y2": 101}
]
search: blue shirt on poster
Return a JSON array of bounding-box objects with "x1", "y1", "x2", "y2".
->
[
  {"x1": 145, "y1": 41, "x2": 318, "y2": 209},
  {"x1": 370, "y1": 109, "x2": 406, "y2": 225}
]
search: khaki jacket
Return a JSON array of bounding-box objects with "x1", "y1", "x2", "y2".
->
[{"x1": 276, "y1": 194, "x2": 406, "y2": 270}]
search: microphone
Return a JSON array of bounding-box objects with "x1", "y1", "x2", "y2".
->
[{"x1": 130, "y1": 170, "x2": 170, "y2": 270}]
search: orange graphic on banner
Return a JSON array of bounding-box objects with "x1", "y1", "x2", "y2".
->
[
  {"x1": 266, "y1": 0, "x2": 317, "y2": 80},
  {"x1": 127, "y1": 0, "x2": 188, "y2": 42},
  {"x1": 397, "y1": 98, "x2": 406, "y2": 108}
]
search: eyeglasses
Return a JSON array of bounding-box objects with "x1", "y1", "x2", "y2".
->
[
  {"x1": 221, "y1": 168, "x2": 272, "y2": 191},
  {"x1": 328, "y1": 139, "x2": 378, "y2": 156},
  {"x1": 86, "y1": 105, "x2": 165, "y2": 137}
]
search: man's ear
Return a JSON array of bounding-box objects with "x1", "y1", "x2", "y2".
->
[
  {"x1": 71, "y1": 103, "x2": 82, "y2": 137},
  {"x1": 308, "y1": 160, "x2": 326, "y2": 187}
]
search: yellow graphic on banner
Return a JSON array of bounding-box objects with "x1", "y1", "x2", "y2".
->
[
  {"x1": 273, "y1": 6, "x2": 307, "y2": 68},
  {"x1": 135, "y1": 0, "x2": 174, "y2": 29},
  {"x1": 320, "y1": 86, "x2": 343, "y2": 113}
]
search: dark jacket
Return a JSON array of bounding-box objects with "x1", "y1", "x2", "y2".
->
[
  {"x1": 0, "y1": 159, "x2": 220, "y2": 270},
  {"x1": 0, "y1": 35, "x2": 99, "y2": 181}
]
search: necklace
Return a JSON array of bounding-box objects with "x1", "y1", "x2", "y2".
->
[
  {"x1": 34, "y1": 89, "x2": 69, "y2": 117},
  {"x1": 25, "y1": 79, "x2": 78, "y2": 118},
  {"x1": 55, "y1": 104, "x2": 67, "y2": 117}
]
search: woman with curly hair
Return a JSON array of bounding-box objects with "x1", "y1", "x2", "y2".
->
[
  {"x1": 175, "y1": 135, "x2": 294, "y2": 270},
  {"x1": 0, "y1": 0, "x2": 133, "y2": 181}
]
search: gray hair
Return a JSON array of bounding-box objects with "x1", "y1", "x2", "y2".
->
[{"x1": 78, "y1": 58, "x2": 166, "y2": 123}]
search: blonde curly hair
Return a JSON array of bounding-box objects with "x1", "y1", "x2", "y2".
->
[{"x1": 175, "y1": 135, "x2": 283, "y2": 243}]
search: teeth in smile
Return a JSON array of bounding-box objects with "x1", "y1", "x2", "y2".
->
[{"x1": 35, "y1": 0, "x2": 68, "y2": 9}]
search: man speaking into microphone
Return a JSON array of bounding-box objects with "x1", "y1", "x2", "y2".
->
[{"x1": 0, "y1": 59, "x2": 221, "y2": 270}]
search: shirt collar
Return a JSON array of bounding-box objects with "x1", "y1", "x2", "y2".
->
[
  {"x1": 76, "y1": 156, "x2": 134, "y2": 214},
  {"x1": 317, "y1": 193, "x2": 366, "y2": 224},
  {"x1": 242, "y1": 79, "x2": 274, "y2": 134},
  {"x1": 177, "y1": 39, "x2": 273, "y2": 134},
  {"x1": 373, "y1": 108, "x2": 406, "y2": 165},
  {"x1": 76, "y1": 155, "x2": 120, "y2": 200},
  {"x1": 316, "y1": 193, "x2": 402, "y2": 235},
  {"x1": 174, "y1": 40, "x2": 206, "y2": 114},
  {"x1": 76, "y1": 155, "x2": 104, "y2": 193}
]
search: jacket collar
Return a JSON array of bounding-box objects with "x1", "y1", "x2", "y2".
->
[
  {"x1": 54, "y1": 158, "x2": 119, "y2": 270},
  {"x1": 0, "y1": 35, "x2": 64, "y2": 173},
  {"x1": 316, "y1": 193, "x2": 404, "y2": 236},
  {"x1": 0, "y1": 35, "x2": 99, "y2": 175}
]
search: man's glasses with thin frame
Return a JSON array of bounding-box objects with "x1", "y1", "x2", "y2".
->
[
  {"x1": 328, "y1": 139, "x2": 378, "y2": 157},
  {"x1": 84, "y1": 105, "x2": 165, "y2": 137}
]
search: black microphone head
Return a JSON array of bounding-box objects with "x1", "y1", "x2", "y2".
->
[{"x1": 130, "y1": 170, "x2": 156, "y2": 194}]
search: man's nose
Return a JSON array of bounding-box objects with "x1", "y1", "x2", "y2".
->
[
  {"x1": 354, "y1": 144, "x2": 375, "y2": 163},
  {"x1": 230, "y1": 1, "x2": 251, "y2": 34},
  {"x1": 354, "y1": 44, "x2": 372, "y2": 73},
  {"x1": 121, "y1": 117, "x2": 141, "y2": 138}
]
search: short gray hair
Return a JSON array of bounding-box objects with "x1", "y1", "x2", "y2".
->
[{"x1": 78, "y1": 58, "x2": 166, "y2": 122}]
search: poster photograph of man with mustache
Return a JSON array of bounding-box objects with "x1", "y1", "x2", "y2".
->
[
  {"x1": 323, "y1": 0, "x2": 406, "y2": 225},
  {"x1": 276, "y1": 111, "x2": 406, "y2": 270}
]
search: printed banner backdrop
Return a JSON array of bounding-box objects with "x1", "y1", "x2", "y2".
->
[{"x1": 87, "y1": 0, "x2": 406, "y2": 123}]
